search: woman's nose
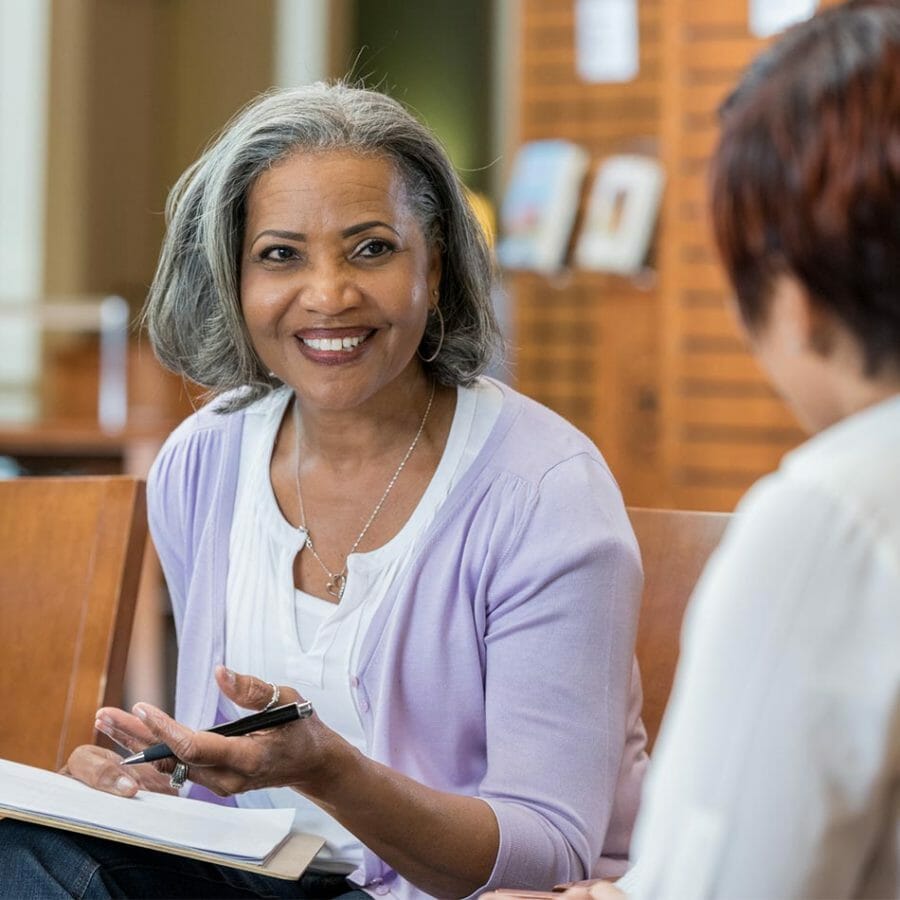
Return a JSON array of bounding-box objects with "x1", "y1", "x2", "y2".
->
[{"x1": 299, "y1": 261, "x2": 361, "y2": 315}]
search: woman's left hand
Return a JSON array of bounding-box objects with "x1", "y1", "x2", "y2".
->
[
  {"x1": 95, "y1": 666, "x2": 343, "y2": 796},
  {"x1": 479, "y1": 886, "x2": 624, "y2": 900},
  {"x1": 558, "y1": 884, "x2": 625, "y2": 900}
]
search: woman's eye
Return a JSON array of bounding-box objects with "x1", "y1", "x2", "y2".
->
[
  {"x1": 259, "y1": 246, "x2": 297, "y2": 263},
  {"x1": 356, "y1": 238, "x2": 394, "y2": 259}
]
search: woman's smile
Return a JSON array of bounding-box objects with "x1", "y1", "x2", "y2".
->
[{"x1": 294, "y1": 327, "x2": 375, "y2": 364}]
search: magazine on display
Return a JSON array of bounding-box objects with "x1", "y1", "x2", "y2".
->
[
  {"x1": 496, "y1": 139, "x2": 590, "y2": 274},
  {"x1": 574, "y1": 154, "x2": 665, "y2": 276}
]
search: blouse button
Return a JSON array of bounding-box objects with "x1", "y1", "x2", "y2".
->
[
  {"x1": 350, "y1": 675, "x2": 360, "y2": 688},
  {"x1": 359, "y1": 699, "x2": 370, "y2": 713}
]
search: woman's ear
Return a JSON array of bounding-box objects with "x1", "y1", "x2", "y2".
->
[
  {"x1": 772, "y1": 274, "x2": 811, "y2": 354},
  {"x1": 765, "y1": 273, "x2": 835, "y2": 357},
  {"x1": 777, "y1": 275, "x2": 839, "y2": 357},
  {"x1": 427, "y1": 245, "x2": 442, "y2": 307}
]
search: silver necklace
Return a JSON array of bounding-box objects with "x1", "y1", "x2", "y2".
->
[{"x1": 293, "y1": 381, "x2": 436, "y2": 600}]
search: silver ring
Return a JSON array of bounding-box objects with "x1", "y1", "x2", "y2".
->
[
  {"x1": 169, "y1": 761, "x2": 189, "y2": 790},
  {"x1": 263, "y1": 682, "x2": 280, "y2": 711}
]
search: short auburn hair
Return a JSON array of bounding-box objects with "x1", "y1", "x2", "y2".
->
[{"x1": 710, "y1": 0, "x2": 900, "y2": 375}]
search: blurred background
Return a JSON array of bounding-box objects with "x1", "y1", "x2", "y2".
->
[{"x1": 0, "y1": 0, "x2": 820, "y2": 705}]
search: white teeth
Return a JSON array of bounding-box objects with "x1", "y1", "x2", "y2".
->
[{"x1": 302, "y1": 334, "x2": 366, "y2": 351}]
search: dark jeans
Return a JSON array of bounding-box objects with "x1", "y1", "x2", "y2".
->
[{"x1": 0, "y1": 819, "x2": 372, "y2": 900}]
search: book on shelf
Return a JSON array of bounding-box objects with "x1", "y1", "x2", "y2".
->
[
  {"x1": 0, "y1": 757, "x2": 324, "y2": 880},
  {"x1": 574, "y1": 154, "x2": 665, "y2": 276},
  {"x1": 496, "y1": 139, "x2": 590, "y2": 274}
]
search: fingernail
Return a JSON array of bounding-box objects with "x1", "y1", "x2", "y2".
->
[
  {"x1": 97, "y1": 713, "x2": 113, "y2": 727},
  {"x1": 115, "y1": 776, "x2": 136, "y2": 793},
  {"x1": 133, "y1": 705, "x2": 149, "y2": 721},
  {"x1": 221, "y1": 667, "x2": 236, "y2": 685}
]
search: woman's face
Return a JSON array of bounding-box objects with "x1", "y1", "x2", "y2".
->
[
  {"x1": 240, "y1": 150, "x2": 441, "y2": 413},
  {"x1": 738, "y1": 275, "x2": 842, "y2": 434}
]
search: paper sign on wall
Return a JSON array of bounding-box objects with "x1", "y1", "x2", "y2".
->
[
  {"x1": 749, "y1": 0, "x2": 818, "y2": 38},
  {"x1": 575, "y1": 0, "x2": 639, "y2": 84}
]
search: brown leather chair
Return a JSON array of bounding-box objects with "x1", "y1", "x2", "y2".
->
[
  {"x1": 627, "y1": 506, "x2": 731, "y2": 751},
  {"x1": 0, "y1": 476, "x2": 147, "y2": 770}
]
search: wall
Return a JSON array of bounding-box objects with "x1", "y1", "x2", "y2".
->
[
  {"x1": 510, "y1": 0, "x2": 665, "y2": 507},
  {"x1": 43, "y1": 0, "x2": 276, "y2": 308},
  {"x1": 32, "y1": 0, "x2": 278, "y2": 423},
  {"x1": 349, "y1": 0, "x2": 493, "y2": 194},
  {"x1": 510, "y1": 0, "x2": 835, "y2": 511}
]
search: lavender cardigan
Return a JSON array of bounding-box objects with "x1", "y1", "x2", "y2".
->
[{"x1": 147, "y1": 379, "x2": 647, "y2": 900}]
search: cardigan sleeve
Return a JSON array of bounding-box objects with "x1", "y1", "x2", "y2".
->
[
  {"x1": 474, "y1": 452, "x2": 643, "y2": 893},
  {"x1": 146, "y1": 430, "x2": 191, "y2": 630},
  {"x1": 145, "y1": 407, "x2": 244, "y2": 738},
  {"x1": 145, "y1": 408, "x2": 242, "y2": 645}
]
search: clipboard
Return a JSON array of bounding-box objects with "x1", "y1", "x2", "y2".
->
[{"x1": 0, "y1": 809, "x2": 324, "y2": 880}]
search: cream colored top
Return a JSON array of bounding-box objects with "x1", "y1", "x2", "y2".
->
[{"x1": 624, "y1": 394, "x2": 900, "y2": 899}]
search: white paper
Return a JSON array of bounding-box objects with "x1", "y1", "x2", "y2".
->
[
  {"x1": 575, "y1": 0, "x2": 639, "y2": 84},
  {"x1": 0, "y1": 758, "x2": 294, "y2": 862},
  {"x1": 574, "y1": 154, "x2": 665, "y2": 275},
  {"x1": 749, "y1": 0, "x2": 818, "y2": 38}
]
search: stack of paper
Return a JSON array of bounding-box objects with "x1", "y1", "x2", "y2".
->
[{"x1": 0, "y1": 758, "x2": 322, "y2": 876}]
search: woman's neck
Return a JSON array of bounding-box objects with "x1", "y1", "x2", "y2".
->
[
  {"x1": 834, "y1": 371, "x2": 900, "y2": 424},
  {"x1": 812, "y1": 339, "x2": 900, "y2": 432},
  {"x1": 294, "y1": 377, "x2": 439, "y2": 469}
]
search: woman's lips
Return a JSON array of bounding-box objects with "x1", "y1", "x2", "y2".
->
[{"x1": 293, "y1": 328, "x2": 374, "y2": 364}]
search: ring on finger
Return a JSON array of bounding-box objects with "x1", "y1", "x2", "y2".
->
[
  {"x1": 263, "y1": 682, "x2": 280, "y2": 711},
  {"x1": 169, "y1": 761, "x2": 190, "y2": 790}
]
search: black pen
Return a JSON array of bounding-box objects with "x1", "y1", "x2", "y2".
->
[{"x1": 120, "y1": 701, "x2": 314, "y2": 765}]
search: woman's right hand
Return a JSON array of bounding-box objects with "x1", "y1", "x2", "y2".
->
[{"x1": 60, "y1": 744, "x2": 177, "y2": 798}]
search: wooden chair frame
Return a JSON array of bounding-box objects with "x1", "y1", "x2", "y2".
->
[
  {"x1": 0, "y1": 476, "x2": 147, "y2": 770},
  {"x1": 627, "y1": 506, "x2": 731, "y2": 751}
]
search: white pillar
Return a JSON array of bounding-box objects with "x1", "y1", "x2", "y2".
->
[
  {"x1": 0, "y1": 0, "x2": 50, "y2": 420},
  {"x1": 274, "y1": 0, "x2": 330, "y2": 87}
]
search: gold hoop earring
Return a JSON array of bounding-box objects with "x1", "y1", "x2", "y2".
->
[{"x1": 418, "y1": 305, "x2": 445, "y2": 364}]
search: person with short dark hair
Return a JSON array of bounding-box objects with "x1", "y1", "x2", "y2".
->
[
  {"x1": 544, "y1": 3, "x2": 900, "y2": 898},
  {"x1": 0, "y1": 83, "x2": 646, "y2": 900}
]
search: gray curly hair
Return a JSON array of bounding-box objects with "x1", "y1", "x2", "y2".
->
[{"x1": 143, "y1": 82, "x2": 502, "y2": 410}]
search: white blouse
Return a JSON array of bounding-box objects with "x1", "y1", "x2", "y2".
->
[
  {"x1": 223, "y1": 380, "x2": 502, "y2": 869},
  {"x1": 623, "y1": 394, "x2": 900, "y2": 899}
]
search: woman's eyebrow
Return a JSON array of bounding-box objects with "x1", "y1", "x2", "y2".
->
[
  {"x1": 251, "y1": 229, "x2": 305, "y2": 243},
  {"x1": 342, "y1": 220, "x2": 400, "y2": 238},
  {"x1": 250, "y1": 222, "x2": 401, "y2": 244}
]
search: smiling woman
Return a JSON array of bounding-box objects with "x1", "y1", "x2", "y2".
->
[
  {"x1": 0, "y1": 83, "x2": 647, "y2": 900},
  {"x1": 239, "y1": 151, "x2": 441, "y2": 419}
]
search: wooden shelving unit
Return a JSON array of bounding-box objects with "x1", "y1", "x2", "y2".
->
[{"x1": 510, "y1": 0, "x2": 837, "y2": 511}]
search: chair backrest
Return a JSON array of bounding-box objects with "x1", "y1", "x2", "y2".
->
[
  {"x1": 0, "y1": 476, "x2": 147, "y2": 770},
  {"x1": 627, "y1": 506, "x2": 731, "y2": 751}
]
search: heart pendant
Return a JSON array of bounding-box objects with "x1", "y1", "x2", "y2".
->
[{"x1": 326, "y1": 573, "x2": 346, "y2": 599}]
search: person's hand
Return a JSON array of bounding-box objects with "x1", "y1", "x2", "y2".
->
[
  {"x1": 479, "y1": 883, "x2": 625, "y2": 900},
  {"x1": 60, "y1": 743, "x2": 177, "y2": 798},
  {"x1": 558, "y1": 883, "x2": 624, "y2": 900},
  {"x1": 479, "y1": 891, "x2": 566, "y2": 899},
  {"x1": 94, "y1": 666, "x2": 346, "y2": 798}
]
